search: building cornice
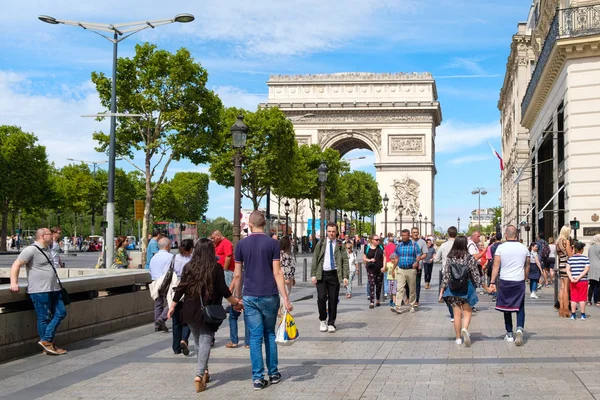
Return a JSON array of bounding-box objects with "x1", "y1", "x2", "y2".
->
[
  {"x1": 522, "y1": 35, "x2": 600, "y2": 129},
  {"x1": 268, "y1": 72, "x2": 433, "y2": 83}
]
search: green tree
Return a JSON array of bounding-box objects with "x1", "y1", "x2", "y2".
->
[
  {"x1": 210, "y1": 107, "x2": 297, "y2": 209},
  {"x1": 153, "y1": 172, "x2": 209, "y2": 223},
  {"x1": 91, "y1": 43, "x2": 224, "y2": 263},
  {"x1": 201, "y1": 217, "x2": 233, "y2": 240},
  {"x1": 0, "y1": 126, "x2": 52, "y2": 251}
]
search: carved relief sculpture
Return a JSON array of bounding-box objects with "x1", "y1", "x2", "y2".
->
[
  {"x1": 392, "y1": 176, "x2": 420, "y2": 217},
  {"x1": 390, "y1": 137, "x2": 423, "y2": 153}
]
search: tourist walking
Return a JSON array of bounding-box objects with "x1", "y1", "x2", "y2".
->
[
  {"x1": 169, "y1": 239, "x2": 194, "y2": 355},
  {"x1": 345, "y1": 242, "x2": 358, "y2": 298},
  {"x1": 9, "y1": 228, "x2": 68, "y2": 355},
  {"x1": 145, "y1": 230, "x2": 161, "y2": 269},
  {"x1": 167, "y1": 238, "x2": 242, "y2": 393},
  {"x1": 394, "y1": 229, "x2": 420, "y2": 314},
  {"x1": 384, "y1": 233, "x2": 397, "y2": 299},
  {"x1": 489, "y1": 226, "x2": 530, "y2": 346},
  {"x1": 423, "y1": 238, "x2": 436, "y2": 289},
  {"x1": 528, "y1": 243, "x2": 542, "y2": 299},
  {"x1": 546, "y1": 237, "x2": 557, "y2": 288},
  {"x1": 233, "y1": 211, "x2": 293, "y2": 390},
  {"x1": 212, "y1": 230, "x2": 234, "y2": 286},
  {"x1": 149, "y1": 237, "x2": 174, "y2": 332},
  {"x1": 311, "y1": 222, "x2": 349, "y2": 332},
  {"x1": 50, "y1": 226, "x2": 62, "y2": 268},
  {"x1": 411, "y1": 227, "x2": 427, "y2": 307},
  {"x1": 439, "y1": 236, "x2": 481, "y2": 346},
  {"x1": 567, "y1": 242, "x2": 590, "y2": 320},
  {"x1": 587, "y1": 235, "x2": 600, "y2": 306},
  {"x1": 279, "y1": 236, "x2": 296, "y2": 315},
  {"x1": 385, "y1": 253, "x2": 398, "y2": 308},
  {"x1": 435, "y1": 226, "x2": 458, "y2": 321},
  {"x1": 112, "y1": 236, "x2": 131, "y2": 269},
  {"x1": 363, "y1": 234, "x2": 385, "y2": 308},
  {"x1": 556, "y1": 226, "x2": 574, "y2": 317}
]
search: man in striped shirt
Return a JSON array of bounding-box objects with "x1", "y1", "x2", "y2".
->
[{"x1": 567, "y1": 241, "x2": 590, "y2": 320}]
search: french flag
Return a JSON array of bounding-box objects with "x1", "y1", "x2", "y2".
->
[{"x1": 488, "y1": 142, "x2": 504, "y2": 171}]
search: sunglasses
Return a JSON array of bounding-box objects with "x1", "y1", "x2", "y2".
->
[{"x1": 373, "y1": 238, "x2": 380, "y2": 241}]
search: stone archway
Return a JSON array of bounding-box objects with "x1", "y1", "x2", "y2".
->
[{"x1": 261, "y1": 72, "x2": 442, "y2": 237}]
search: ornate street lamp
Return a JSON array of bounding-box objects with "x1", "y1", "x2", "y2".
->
[
  {"x1": 383, "y1": 193, "x2": 389, "y2": 237},
  {"x1": 284, "y1": 200, "x2": 291, "y2": 237},
  {"x1": 457, "y1": 217, "x2": 461, "y2": 232},
  {"x1": 411, "y1": 210, "x2": 417, "y2": 227},
  {"x1": 231, "y1": 115, "x2": 248, "y2": 246},
  {"x1": 424, "y1": 216, "x2": 428, "y2": 236},
  {"x1": 317, "y1": 162, "x2": 328, "y2": 241},
  {"x1": 394, "y1": 217, "x2": 398, "y2": 235},
  {"x1": 343, "y1": 212, "x2": 349, "y2": 237},
  {"x1": 472, "y1": 187, "x2": 488, "y2": 230},
  {"x1": 418, "y1": 212, "x2": 422, "y2": 234}
]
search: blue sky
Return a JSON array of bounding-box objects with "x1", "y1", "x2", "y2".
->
[{"x1": 0, "y1": 0, "x2": 531, "y2": 232}]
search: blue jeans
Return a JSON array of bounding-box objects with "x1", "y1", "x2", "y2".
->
[
  {"x1": 243, "y1": 295, "x2": 280, "y2": 381},
  {"x1": 172, "y1": 302, "x2": 191, "y2": 353},
  {"x1": 383, "y1": 272, "x2": 389, "y2": 295},
  {"x1": 530, "y1": 279, "x2": 539, "y2": 293},
  {"x1": 229, "y1": 308, "x2": 250, "y2": 346},
  {"x1": 29, "y1": 291, "x2": 67, "y2": 342}
]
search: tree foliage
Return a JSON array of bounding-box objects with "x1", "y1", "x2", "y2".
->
[
  {"x1": 91, "y1": 42, "x2": 224, "y2": 263},
  {"x1": 153, "y1": 172, "x2": 209, "y2": 223},
  {"x1": 210, "y1": 107, "x2": 297, "y2": 209},
  {"x1": 200, "y1": 217, "x2": 233, "y2": 240},
  {"x1": 0, "y1": 126, "x2": 52, "y2": 250}
]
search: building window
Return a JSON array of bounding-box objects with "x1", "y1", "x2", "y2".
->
[{"x1": 557, "y1": 101, "x2": 565, "y2": 164}]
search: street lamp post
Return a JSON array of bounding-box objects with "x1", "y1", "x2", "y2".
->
[
  {"x1": 471, "y1": 187, "x2": 488, "y2": 230},
  {"x1": 41, "y1": 12, "x2": 195, "y2": 277},
  {"x1": 284, "y1": 200, "x2": 291, "y2": 237},
  {"x1": 383, "y1": 193, "x2": 389, "y2": 237},
  {"x1": 411, "y1": 211, "x2": 417, "y2": 227},
  {"x1": 343, "y1": 213, "x2": 349, "y2": 238},
  {"x1": 318, "y1": 162, "x2": 329, "y2": 241},
  {"x1": 457, "y1": 217, "x2": 461, "y2": 232},
  {"x1": 424, "y1": 216, "x2": 428, "y2": 236},
  {"x1": 418, "y1": 212, "x2": 422, "y2": 234},
  {"x1": 231, "y1": 115, "x2": 248, "y2": 247},
  {"x1": 399, "y1": 202, "x2": 404, "y2": 233},
  {"x1": 394, "y1": 218, "x2": 398, "y2": 235}
]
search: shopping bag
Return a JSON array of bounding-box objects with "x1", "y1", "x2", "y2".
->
[{"x1": 275, "y1": 310, "x2": 299, "y2": 346}]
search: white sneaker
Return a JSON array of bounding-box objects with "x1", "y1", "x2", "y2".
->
[
  {"x1": 504, "y1": 333, "x2": 514, "y2": 342},
  {"x1": 455, "y1": 338, "x2": 462, "y2": 345},
  {"x1": 461, "y1": 328, "x2": 471, "y2": 347},
  {"x1": 319, "y1": 321, "x2": 327, "y2": 332},
  {"x1": 409, "y1": 307, "x2": 416, "y2": 313},
  {"x1": 530, "y1": 292, "x2": 538, "y2": 299},
  {"x1": 328, "y1": 325, "x2": 336, "y2": 333},
  {"x1": 515, "y1": 329, "x2": 524, "y2": 346},
  {"x1": 450, "y1": 317, "x2": 454, "y2": 322}
]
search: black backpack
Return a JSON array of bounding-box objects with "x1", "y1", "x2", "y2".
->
[
  {"x1": 449, "y1": 260, "x2": 470, "y2": 293},
  {"x1": 540, "y1": 240, "x2": 550, "y2": 261}
]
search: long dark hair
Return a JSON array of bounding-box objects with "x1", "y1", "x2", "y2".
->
[
  {"x1": 447, "y1": 236, "x2": 469, "y2": 259},
  {"x1": 180, "y1": 238, "x2": 217, "y2": 300},
  {"x1": 179, "y1": 238, "x2": 194, "y2": 255},
  {"x1": 280, "y1": 236, "x2": 291, "y2": 254}
]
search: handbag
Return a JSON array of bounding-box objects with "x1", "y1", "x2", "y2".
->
[
  {"x1": 158, "y1": 255, "x2": 176, "y2": 296},
  {"x1": 199, "y1": 295, "x2": 226, "y2": 325},
  {"x1": 34, "y1": 245, "x2": 71, "y2": 305}
]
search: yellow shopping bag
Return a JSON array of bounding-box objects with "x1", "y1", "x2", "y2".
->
[{"x1": 276, "y1": 310, "x2": 299, "y2": 346}]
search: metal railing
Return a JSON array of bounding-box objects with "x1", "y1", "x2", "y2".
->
[{"x1": 521, "y1": 4, "x2": 600, "y2": 119}]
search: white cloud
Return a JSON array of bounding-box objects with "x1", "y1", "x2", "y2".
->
[
  {"x1": 213, "y1": 86, "x2": 267, "y2": 110},
  {"x1": 436, "y1": 121, "x2": 500, "y2": 154},
  {"x1": 0, "y1": 71, "x2": 107, "y2": 167},
  {"x1": 444, "y1": 57, "x2": 487, "y2": 75},
  {"x1": 448, "y1": 155, "x2": 492, "y2": 165}
]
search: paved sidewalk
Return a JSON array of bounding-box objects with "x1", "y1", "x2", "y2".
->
[{"x1": 2, "y1": 265, "x2": 600, "y2": 399}]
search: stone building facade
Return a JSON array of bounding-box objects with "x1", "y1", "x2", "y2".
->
[{"x1": 500, "y1": 0, "x2": 600, "y2": 241}]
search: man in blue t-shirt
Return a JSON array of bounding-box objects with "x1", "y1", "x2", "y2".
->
[
  {"x1": 145, "y1": 230, "x2": 161, "y2": 269},
  {"x1": 233, "y1": 210, "x2": 292, "y2": 391}
]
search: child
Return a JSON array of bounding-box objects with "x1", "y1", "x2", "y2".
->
[
  {"x1": 386, "y1": 253, "x2": 398, "y2": 308},
  {"x1": 346, "y1": 242, "x2": 358, "y2": 298},
  {"x1": 567, "y1": 241, "x2": 590, "y2": 320}
]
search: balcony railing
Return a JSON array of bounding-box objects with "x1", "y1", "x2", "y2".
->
[{"x1": 521, "y1": 4, "x2": 600, "y2": 119}]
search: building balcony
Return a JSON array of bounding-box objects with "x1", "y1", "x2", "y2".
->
[{"x1": 521, "y1": 4, "x2": 600, "y2": 121}]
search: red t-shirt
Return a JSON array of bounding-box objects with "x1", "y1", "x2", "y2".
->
[
  {"x1": 215, "y1": 238, "x2": 234, "y2": 271},
  {"x1": 384, "y1": 242, "x2": 396, "y2": 262}
]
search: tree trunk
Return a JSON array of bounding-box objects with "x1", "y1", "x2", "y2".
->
[
  {"x1": 140, "y1": 154, "x2": 154, "y2": 267},
  {"x1": 0, "y1": 199, "x2": 9, "y2": 251}
]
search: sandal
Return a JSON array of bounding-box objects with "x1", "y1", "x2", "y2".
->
[
  {"x1": 194, "y1": 376, "x2": 206, "y2": 393},
  {"x1": 204, "y1": 370, "x2": 210, "y2": 384},
  {"x1": 376, "y1": 302, "x2": 381, "y2": 307},
  {"x1": 225, "y1": 342, "x2": 238, "y2": 349},
  {"x1": 369, "y1": 303, "x2": 374, "y2": 309}
]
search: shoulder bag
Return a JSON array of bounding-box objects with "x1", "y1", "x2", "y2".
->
[
  {"x1": 200, "y1": 294, "x2": 227, "y2": 326},
  {"x1": 33, "y1": 245, "x2": 71, "y2": 305},
  {"x1": 158, "y1": 255, "x2": 176, "y2": 296}
]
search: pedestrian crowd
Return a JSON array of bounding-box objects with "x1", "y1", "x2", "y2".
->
[{"x1": 8, "y1": 217, "x2": 600, "y2": 393}]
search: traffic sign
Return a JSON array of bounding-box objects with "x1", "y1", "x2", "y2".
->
[{"x1": 134, "y1": 200, "x2": 144, "y2": 221}]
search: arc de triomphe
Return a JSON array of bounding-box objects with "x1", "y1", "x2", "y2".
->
[{"x1": 262, "y1": 72, "x2": 442, "y2": 237}]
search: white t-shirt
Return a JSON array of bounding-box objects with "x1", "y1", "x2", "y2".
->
[
  {"x1": 495, "y1": 241, "x2": 530, "y2": 282},
  {"x1": 467, "y1": 240, "x2": 479, "y2": 256}
]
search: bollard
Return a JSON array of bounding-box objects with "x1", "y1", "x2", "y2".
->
[
  {"x1": 358, "y1": 262, "x2": 363, "y2": 286},
  {"x1": 303, "y1": 258, "x2": 308, "y2": 282}
]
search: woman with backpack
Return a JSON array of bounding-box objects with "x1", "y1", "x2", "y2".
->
[
  {"x1": 438, "y1": 236, "x2": 481, "y2": 347},
  {"x1": 363, "y1": 234, "x2": 386, "y2": 309},
  {"x1": 167, "y1": 238, "x2": 243, "y2": 392}
]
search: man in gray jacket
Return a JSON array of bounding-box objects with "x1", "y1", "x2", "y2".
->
[{"x1": 311, "y1": 223, "x2": 349, "y2": 333}]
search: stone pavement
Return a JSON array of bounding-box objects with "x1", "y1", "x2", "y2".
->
[{"x1": 2, "y1": 264, "x2": 600, "y2": 400}]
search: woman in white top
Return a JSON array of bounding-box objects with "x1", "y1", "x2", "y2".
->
[
  {"x1": 169, "y1": 239, "x2": 194, "y2": 355},
  {"x1": 545, "y1": 237, "x2": 557, "y2": 288}
]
